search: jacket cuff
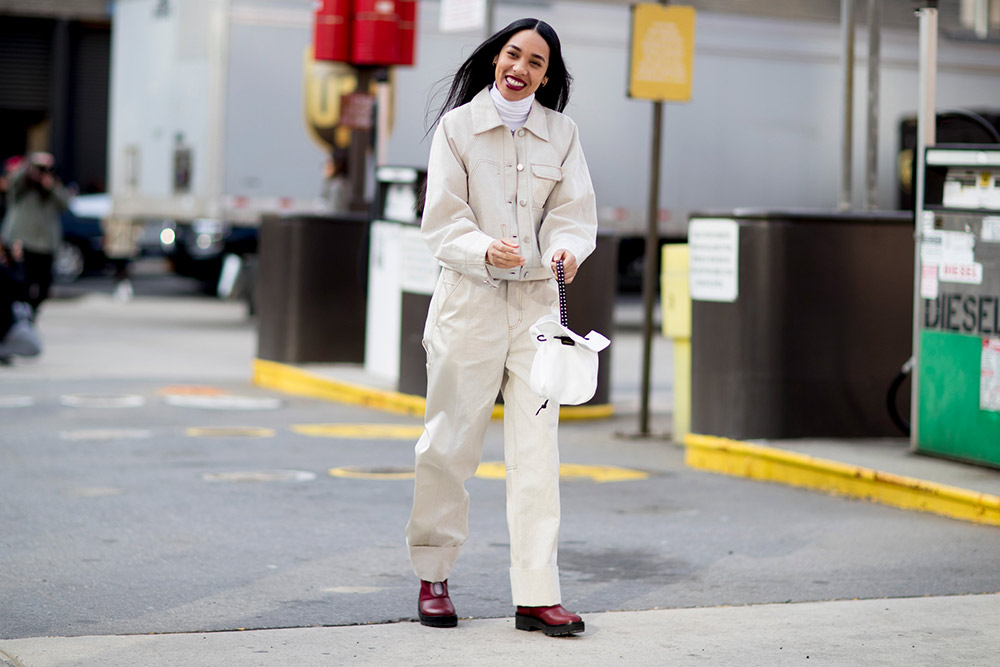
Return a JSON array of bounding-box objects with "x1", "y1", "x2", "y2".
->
[{"x1": 466, "y1": 233, "x2": 497, "y2": 285}]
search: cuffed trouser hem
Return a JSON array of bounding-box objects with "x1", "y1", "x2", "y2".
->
[
  {"x1": 510, "y1": 567, "x2": 561, "y2": 607},
  {"x1": 409, "y1": 545, "x2": 462, "y2": 583}
]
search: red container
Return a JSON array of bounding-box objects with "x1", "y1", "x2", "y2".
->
[
  {"x1": 395, "y1": 0, "x2": 417, "y2": 66},
  {"x1": 351, "y1": 0, "x2": 398, "y2": 65},
  {"x1": 314, "y1": 0, "x2": 350, "y2": 62}
]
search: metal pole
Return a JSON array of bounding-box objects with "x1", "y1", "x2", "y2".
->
[
  {"x1": 864, "y1": 0, "x2": 881, "y2": 210},
  {"x1": 840, "y1": 0, "x2": 856, "y2": 210},
  {"x1": 911, "y1": 4, "x2": 938, "y2": 448},
  {"x1": 639, "y1": 100, "x2": 663, "y2": 435}
]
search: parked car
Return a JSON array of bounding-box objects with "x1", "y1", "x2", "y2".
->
[
  {"x1": 157, "y1": 218, "x2": 258, "y2": 289},
  {"x1": 55, "y1": 193, "x2": 111, "y2": 283}
]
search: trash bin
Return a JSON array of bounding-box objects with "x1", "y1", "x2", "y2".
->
[
  {"x1": 689, "y1": 210, "x2": 913, "y2": 439},
  {"x1": 565, "y1": 231, "x2": 618, "y2": 406},
  {"x1": 256, "y1": 213, "x2": 369, "y2": 364}
]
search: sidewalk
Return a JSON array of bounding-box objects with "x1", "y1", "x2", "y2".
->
[{"x1": 3, "y1": 593, "x2": 998, "y2": 666}]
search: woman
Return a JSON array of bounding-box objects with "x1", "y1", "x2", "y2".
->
[{"x1": 405, "y1": 18, "x2": 598, "y2": 637}]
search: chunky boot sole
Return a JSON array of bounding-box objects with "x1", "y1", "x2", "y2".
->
[
  {"x1": 515, "y1": 614, "x2": 585, "y2": 636},
  {"x1": 419, "y1": 611, "x2": 458, "y2": 628}
]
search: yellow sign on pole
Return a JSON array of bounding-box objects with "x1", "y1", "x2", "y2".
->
[{"x1": 628, "y1": 4, "x2": 696, "y2": 102}]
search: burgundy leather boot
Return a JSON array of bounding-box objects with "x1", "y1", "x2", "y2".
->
[
  {"x1": 418, "y1": 580, "x2": 458, "y2": 628},
  {"x1": 515, "y1": 605, "x2": 585, "y2": 636}
]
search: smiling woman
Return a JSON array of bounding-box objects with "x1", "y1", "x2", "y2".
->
[{"x1": 405, "y1": 18, "x2": 597, "y2": 637}]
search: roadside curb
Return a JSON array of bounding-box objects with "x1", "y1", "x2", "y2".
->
[
  {"x1": 252, "y1": 359, "x2": 614, "y2": 420},
  {"x1": 684, "y1": 433, "x2": 1000, "y2": 527}
]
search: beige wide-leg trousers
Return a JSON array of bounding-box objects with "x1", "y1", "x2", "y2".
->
[{"x1": 406, "y1": 268, "x2": 563, "y2": 606}]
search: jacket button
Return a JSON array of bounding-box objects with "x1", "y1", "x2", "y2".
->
[
  {"x1": 519, "y1": 199, "x2": 526, "y2": 206},
  {"x1": 516, "y1": 163, "x2": 524, "y2": 171}
]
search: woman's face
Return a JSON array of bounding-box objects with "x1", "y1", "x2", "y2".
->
[{"x1": 493, "y1": 29, "x2": 550, "y2": 102}]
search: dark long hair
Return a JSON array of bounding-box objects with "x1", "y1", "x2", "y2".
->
[{"x1": 429, "y1": 18, "x2": 572, "y2": 130}]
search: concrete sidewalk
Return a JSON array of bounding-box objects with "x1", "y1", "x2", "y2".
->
[{"x1": 3, "y1": 593, "x2": 998, "y2": 666}]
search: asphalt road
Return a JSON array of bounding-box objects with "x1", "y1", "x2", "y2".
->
[{"x1": 2, "y1": 270, "x2": 999, "y2": 640}]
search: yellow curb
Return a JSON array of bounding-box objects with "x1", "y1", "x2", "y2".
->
[
  {"x1": 684, "y1": 433, "x2": 1000, "y2": 527},
  {"x1": 253, "y1": 358, "x2": 613, "y2": 421}
]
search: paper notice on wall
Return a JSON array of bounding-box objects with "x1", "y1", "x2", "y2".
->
[
  {"x1": 982, "y1": 217, "x2": 1000, "y2": 243},
  {"x1": 941, "y1": 230, "x2": 976, "y2": 264},
  {"x1": 921, "y1": 230, "x2": 943, "y2": 265},
  {"x1": 400, "y1": 225, "x2": 440, "y2": 295},
  {"x1": 920, "y1": 264, "x2": 939, "y2": 298},
  {"x1": 440, "y1": 0, "x2": 486, "y2": 33},
  {"x1": 689, "y1": 218, "x2": 739, "y2": 302},
  {"x1": 981, "y1": 338, "x2": 1000, "y2": 413},
  {"x1": 939, "y1": 262, "x2": 984, "y2": 285}
]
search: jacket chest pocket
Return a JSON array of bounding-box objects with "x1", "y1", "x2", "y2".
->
[{"x1": 530, "y1": 164, "x2": 562, "y2": 210}]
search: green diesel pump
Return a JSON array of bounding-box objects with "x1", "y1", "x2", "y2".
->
[{"x1": 913, "y1": 145, "x2": 1000, "y2": 467}]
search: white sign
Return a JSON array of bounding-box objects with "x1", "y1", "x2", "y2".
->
[
  {"x1": 941, "y1": 230, "x2": 976, "y2": 264},
  {"x1": 921, "y1": 230, "x2": 943, "y2": 265},
  {"x1": 938, "y1": 262, "x2": 984, "y2": 285},
  {"x1": 440, "y1": 0, "x2": 486, "y2": 33},
  {"x1": 982, "y1": 217, "x2": 1000, "y2": 243},
  {"x1": 689, "y1": 218, "x2": 739, "y2": 302},
  {"x1": 400, "y1": 225, "x2": 440, "y2": 295},
  {"x1": 981, "y1": 338, "x2": 1000, "y2": 413},
  {"x1": 920, "y1": 264, "x2": 939, "y2": 299}
]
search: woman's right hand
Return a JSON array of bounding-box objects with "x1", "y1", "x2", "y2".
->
[{"x1": 486, "y1": 237, "x2": 525, "y2": 269}]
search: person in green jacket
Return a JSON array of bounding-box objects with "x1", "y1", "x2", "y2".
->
[{"x1": 0, "y1": 152, "x2": 71, "y2": 316}]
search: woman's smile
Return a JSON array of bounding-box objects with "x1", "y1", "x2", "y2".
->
[{"x1": 494, "y1": 29, "x2": 550, "y2": 102}]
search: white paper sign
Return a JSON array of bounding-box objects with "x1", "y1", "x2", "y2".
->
[
  {"x1": 938, "y1": 262, "x2": 984, "y2": 285},
  {"x1": 941, "y1": 230, "x2": 976, "y2": 264},
  {"x1": 400, "y1": 225, "x2": 440, "y2": 295},
  {"x1": 920, "y1": 264, "x2": 939, "y2": 298},
  {"x1": 921, "y1": 230, "x2": 943, "y2": 265},
  {"x1": 440, "y1": 0, "x2": 486, "y2": 33},
  {"x1": 982, "y1": 217, "x2": 1000, "y2": 243},
  {"x1": 689, "y1": 218, "x2": 739, "y2": 302},
  {"x1": 981, "y1": 338, "x2": 1000, "y2": 413}
]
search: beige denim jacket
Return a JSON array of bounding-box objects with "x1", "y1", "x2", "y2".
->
[{"x1": 422, "y1": 87, "x2": 598, "y2": 285}]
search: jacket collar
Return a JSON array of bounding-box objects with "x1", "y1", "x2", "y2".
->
[{"x1": 470, "y1": 87, "x2": 550, "y2": 142}]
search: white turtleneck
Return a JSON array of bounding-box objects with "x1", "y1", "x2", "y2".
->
[{"x1": 490, "y1": 84, "x2": 534, "y2": 131}]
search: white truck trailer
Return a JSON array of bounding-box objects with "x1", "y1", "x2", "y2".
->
[{"x1": 108, "y1": 0, "x2": 330, "y2": 232}]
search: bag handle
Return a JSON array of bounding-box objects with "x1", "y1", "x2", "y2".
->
[{"x1": 556, "y1": 259, "x2": 568, "y2": 327}]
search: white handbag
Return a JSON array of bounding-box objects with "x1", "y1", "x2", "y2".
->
[{"x1": 529, "y1": 260, "x2": 610, "y2": 406}]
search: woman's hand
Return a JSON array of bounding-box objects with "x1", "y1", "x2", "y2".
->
[
  {"x1": 486, "y1": 237, "x2": 525, "y2": 269},
  {"x1": 551, "y1": 249, "x2": 578, "y2": 284}
]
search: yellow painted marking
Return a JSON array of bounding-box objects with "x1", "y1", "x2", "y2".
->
[
  {"x1": 253, "y1": 358, "x2": 613, "y2": 420},
  {"x1": 321, "y1": 586, "x2": 383, "y2": 594},
  {"x1": 684, "y1": 433, "x2": 1000, "y2": 527},
  {"x1": 327, "y1": 462, "x2": 648, "y2": 483},
  {"x1": 475, "y1": 462, "x2": 649, "y2": 483},
  {"x1": 185, "y1": 427, "x2": 276, "y2": 438},
  {"x1": 328, "y1": 466, "x2": 415, "y2": 480},
  {"x1": 292, "y1": 423, "x2": 425, "y2": 439},
  {"x1": 157, "y1": 385, "x2": 227, "y2": 396}
]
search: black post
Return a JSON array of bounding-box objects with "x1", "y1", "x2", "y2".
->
[{"x1": 639, "y1": 100, "x2": 663, "y2": 435}]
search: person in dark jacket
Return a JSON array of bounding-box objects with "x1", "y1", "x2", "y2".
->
[
  {"x1": 0, "y1": 242, "x2": 42, "y2": 364},
  {"x1": 0, "y1": 152, "x2": 71, "y2": 316}
]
